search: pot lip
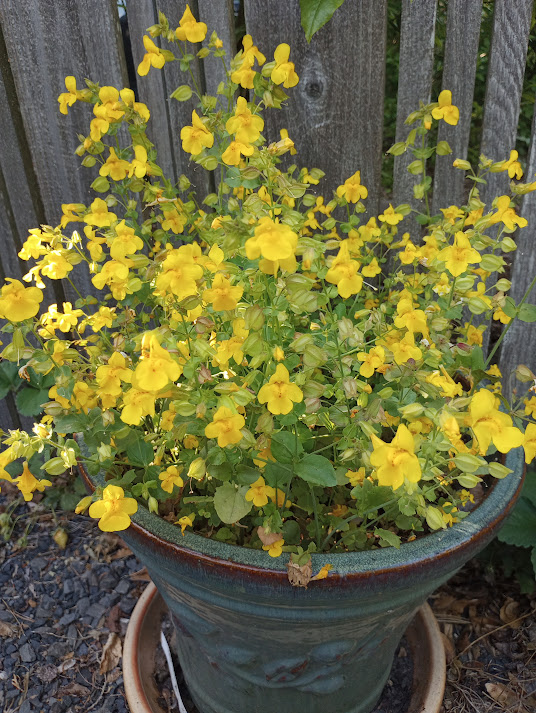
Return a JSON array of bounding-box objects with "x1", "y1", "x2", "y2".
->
[{"x1": 78, "y1": 437, "x2": 524, "y2": 579}]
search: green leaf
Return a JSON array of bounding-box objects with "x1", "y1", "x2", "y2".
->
[
  {"x1": 498, "y1": 498, "x2": 536, "y2": 548},
  {"x1": 213, "y1": 483, "x2": 252, "y2": 524},
  {"x1": 454, "y1": 453, "x2": 486, "y2": 473},
  {"x1": 470, "y1": 346, "x2": 485, "y2": 371},
  {"x1": 54, "y1": 414, "x2": 86, "y2": 434},
  {"x1": 294, "y1": 454, "x2": 337, "y2": 487},
  {"x1": 126, "y1": 440, "x2": 154, "y2": 467},
  {"x1": 15, "y1": 387, "x2": 49, "y2": 417},
  {"x1": 456, "y1": 473, "x2": 482, "y2": 488},
  {"x1": 299, "y1": 0, "x2": 346, "y2": 42},
  {"x1": 282, "y1": 519, "x2": 301, "y2": 544},
  {"x1": 0, "y1": 361, "x2": 19, "y2": 399},
  {"x1": 271, "y1": 431, "x2": 302, "y2": 464},
  {"x1": 518, "y1": 303, "x2": 536, "y2": 323},
  {"x1": 374, "y1": 528, "x2": 401, "y2": 549},
  {"x1": 502, "y1": 296, "x2": 518, "y2": 319}
]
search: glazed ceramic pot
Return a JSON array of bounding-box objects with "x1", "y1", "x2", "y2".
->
[{"x1": 79, "y1": 446, "x2": 524, "y2": 713}]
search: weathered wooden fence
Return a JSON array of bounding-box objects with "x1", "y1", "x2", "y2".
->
[{"x1": 0, "y1": 0, "x2": 535, "y2": 431}]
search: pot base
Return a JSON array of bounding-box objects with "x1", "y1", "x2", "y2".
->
[{"x1": 124, "y1": 582, "x2": 446, "y2": 713}]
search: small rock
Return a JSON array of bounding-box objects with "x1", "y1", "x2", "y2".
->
[
  {"x1": 115, "y1": 579, "x2": 131, "y2": 595},
  {"x1": 20, "y1": 643, "x2": 36, "y2": 663}
]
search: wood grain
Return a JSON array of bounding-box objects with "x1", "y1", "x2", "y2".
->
[
  {"x1": 0, "y1": 0, "x2": 129, "y2": 301},
  {"x1": 393, "y1": 0, "x2": 437, "y2": 240},
  {"x1": 498, "y1": 97, "x2": 536, "y2": 390},
  {"x1": 432, "y1": 0, "x2": 482, "y2": 213},
  {"x1": 479, "y1": 0, "x2": 532, "y2": 207},
  {"x1": 127, "y1": 0, "x2": 213, "y2": 196},
  {"x1": 244, "y1": 0, "x2": 387, "y2": 216}
]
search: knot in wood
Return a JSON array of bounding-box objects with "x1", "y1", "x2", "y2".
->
[{"x1": 305, "y1": 78, "x2": 323, "y2": 99}]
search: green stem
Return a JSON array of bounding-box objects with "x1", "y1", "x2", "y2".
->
[{"x1": 485, "y1": 271, "x2": 536, "y2": 368}]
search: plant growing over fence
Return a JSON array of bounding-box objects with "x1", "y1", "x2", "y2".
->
[{"x1": 0, "y1": 6, "x2": 535, "y2": 568}]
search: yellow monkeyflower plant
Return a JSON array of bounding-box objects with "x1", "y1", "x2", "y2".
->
[{"x1": 1, "y1": 9, "x2": 536, "y2": 563}]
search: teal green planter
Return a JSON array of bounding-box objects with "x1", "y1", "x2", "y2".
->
[{"x1": 80, "y1": 447, "x2": 524, "y2": 713}]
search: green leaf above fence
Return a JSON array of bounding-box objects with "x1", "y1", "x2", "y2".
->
[{"x1": 299, "y1": 0, "x2": 346, "y2": 42}]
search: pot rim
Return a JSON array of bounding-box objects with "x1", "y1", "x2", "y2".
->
[{"x1": 78, "y1": 437, "x2": 524, "y2": 581}]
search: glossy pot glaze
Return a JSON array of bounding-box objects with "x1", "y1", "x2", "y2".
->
[{"x1": 79, "y1": 446, "x2": 524, "y2": 713}]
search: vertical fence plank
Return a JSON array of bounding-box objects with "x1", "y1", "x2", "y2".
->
[
  {"x1": 0, "y1": 22, "x2": 61, "y2": 309},
  {"x1": 498, "y1": 100, "x2": 536, "y2": 390},
  {"x1": 479, "y1": 0, "x2": 532, "y2": 206},
  {"x1": 393, "y1": 0, "x2": 437, "y2": 237},
  {"x1": 244, "y1": 0, "x2": 387, "y2": 215},
  {"x1": 127, "y1": 0, "x2": 213, "y2": 196},
  {"x1": 432, "y1": 0, "x2": 483, "y2": 213},
  {"x1": 198, "y1": 0, "x2": 236, "y2": 96},
  {"x1": 0, "y1": 0, "x2": 129, "y2": 300}
]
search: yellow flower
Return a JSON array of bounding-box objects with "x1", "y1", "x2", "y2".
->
[
  {"x1": 84, "y1": 198, "x2": 117, "y2": 228},
  {"x1": 258, "y1": 364, "x2": 303, "y2": 415},
  {"x1": 135, "y1": 336, "x2": 182, "y2": 392},
  {"x1": 441, "y1": 205, "x2": 465, "y2": 224},
  {"x1": 325, "y1": 244, "x2": 363, "y2": 299},
  {"x1": 88, "y1": 306, "x2": 115, "y2": 332},
  {"x1": 120, "y1": 88, "x2": 151, "y2": 122},
  {"x1": 441, "y1": 502, "x2": 459, "y2": 527},
  {"x1": 378, "y1": 204, "x2": 403, "y2": 225},
  {"x1": 394, "y1": 300, "x2": 428, "y2": 336},
  {"x1": 262, "y1": 537, "x2": 285, "y2": 557},
  {"x1": 96, "y1": 352, "x2": 132, "y2": 408},
  {"x1": 336, "y1": 171, "x2": 368, "y2": 203},
  {"x1": 271, "y1": 44, "x2": 299, "y2": 88},
  {"x1": 109, "y1": 220, "x2": 144, "y2": 262},
  {"x1": 14, "y1": 462, "x2": 52, "y2": 502},
  {"x1": 468, "y1": 389, "x2": 524, "y2": 454},
  {"x1": 425, "y1": 368, "x2": 462, "y2": 398},
  {"x1": 523, "y1": 423, "x2": 536, "y2": 464},
  {"x1": 345, "y1": 468, "x2": 366, "y2": 487},
  {"x1": 161, "y1": 207, "x2": 187, "y2": 234},
  {"x1": 245, "y1": 476, "x2": 275, "y2": 507},
  {"x1": 91, "y1": 260, "x2": 130, "y2": 300},
  {"x1": 205, "y1": 407, "x2": 245, "y2": 447},
  {"x1": 0, "y1": 279, "x2": 43, "y2": 322},
  {"x1": 362, "y1": 257, "x2": 381, "y2": 277},
  {"x1": 89, "y1": 485, "x2": 138, "y2": 532},
  {"x1": 120, "y1": 386, "x2": 157, "y2": 425},
  {"x1": 432, "y1": 90, "x2": 459, "y2": 126},
  {"x1": 159, "y1": 465, "x2": 184, "y2": 493},
  {"x1": 399, "y1": 241, "x2": 421, "y2": 265},
  {"x1": 100, "y1": 147, "x2": 130, "y2": 181},
  {"x1": 175, "y1": 5, "x2": 207, "y2": 43},
  {"x1": 389, "y1": 333, "x2": 422, "y2": 365},
  {"x1": 231, "y1": 35, "x2": 266, "y2": 88},
  {"x1": 128, "y1": 145, "x2": 150, "y2": 178},
  {"x1": 497, "y1": 149, "x2": 523, "y2": 180},
  {"x1": 226, "y1": 97, "x2": 264, "y2": 144},
  {"x1": 273, "y1": 346, "x2": 285, "y2": 362},
  {"x1": 222, "y1": 140, "x2": 254, "y2": 166},
  {"x1": 58, "y1": 76, "x2": 85, "y2": 115},
  {"x1": 176, "y1": 514, "x2": 195, "y2": 535},
  {"x1": 137, "y1": 35, "x2": 166, "y2": 76},
  {"x1": 180, "y1": 110, "x2": 214, "y2": 155},
  {"x1": 312, "y1": 564, "x2": 333, "y2": 580},
  {"x1": 155, "y1": 246, "x2": 204, "y2": 299},
  {"x1": 203, "y1": 273, "x2": 243, "y2": 311},
  {"x1": 489, "y1": 195, "x2": 527, "y2": 231},
  {"x1": 524, "y1": 397, "x2": 536, "y2": 417},
  {"x1": 357, "y1": 346, "x2": 385, "y2": 378},
  {"x1": 245, "y1": 217, "x2": 298, "y2": 264},
  {"x1": 370, "y1": 424, "x2": 421, "y2": 490},
  {"x1": 183, "y1": 435, "x2": 199, "y2": 449},
  {"x1": 438, "y1": 231, "x2": 481, "y2": 277}
]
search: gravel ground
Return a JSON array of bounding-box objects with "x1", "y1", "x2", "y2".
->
[{"x1": 1, "y1": 488, "x2": 536, "y2": 713}]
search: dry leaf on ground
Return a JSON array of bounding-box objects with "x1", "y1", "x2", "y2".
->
[
  {"x1": 99, "y1": 632, "x2": 122, "y2": 675},
  {"x1": 0, "y1": 620, "x2": 16, "y2": 637}
]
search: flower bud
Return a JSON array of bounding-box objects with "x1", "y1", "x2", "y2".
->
[
  {"x1": 516, "y1": 364, "x2": 535, "y2": 382},
  {"x1": 148, "y1": 497, "x2": 159, "y2": 514},
  {"x1": 273, "y1": 346, "x2": 285, "y2": 362},
  {"x1": 244, "y1": 304, "x2": 265, "y2": 331},
  {"x1": 75, "y1": 496, "x2": 93, "y2": 514},
  {"x1": 452, "y1": 158, "x2": 471, "y2": 170},
  {"x1": 188, "y1": 457, "x2": 206, "y2": 481}
]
